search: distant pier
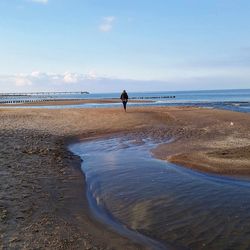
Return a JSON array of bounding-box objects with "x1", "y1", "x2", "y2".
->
[
  {"x1": 0, "y1": 91, "x2": 89, "y2": 104},
  {"x1": 0, "y1": 91, "x2": 89, "y2": 97}
]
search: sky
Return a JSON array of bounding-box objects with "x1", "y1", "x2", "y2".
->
[{"x1": 0, "y1": 0, "x2": 250, "y2": 93}]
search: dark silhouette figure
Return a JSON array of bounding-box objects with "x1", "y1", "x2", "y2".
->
[{"x1": 120, "y1": 90, "x2": 128, "y2": 111}]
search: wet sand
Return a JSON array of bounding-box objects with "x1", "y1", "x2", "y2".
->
[
  {"x1": 152, "y1": 107, "x2": 250, "y2": 175},
  {"x1": 2, "y1": 98, "x2": 152, "y2": 106},
  {"x1": 0, "y1": 106, "x2": 250, "y2": 249}
]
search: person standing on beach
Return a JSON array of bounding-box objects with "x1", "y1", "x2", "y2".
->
[{"x1": 120, "y1": 90, "x2": 128, "y2": 112}]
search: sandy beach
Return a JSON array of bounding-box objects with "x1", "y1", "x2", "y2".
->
[{"x1": 1, "y1": 105, "x2": 250, "y2": 249}]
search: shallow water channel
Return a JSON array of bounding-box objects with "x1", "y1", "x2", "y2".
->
[{"x1": 69, "y1": 136, "x2": 250, "y2": 250}]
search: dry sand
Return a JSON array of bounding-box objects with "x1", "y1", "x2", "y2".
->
[{"x1": 0, "y1": 106, "x2": 250, "y2": 249}]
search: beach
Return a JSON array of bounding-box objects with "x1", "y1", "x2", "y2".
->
[{"x1": 1, "y1": 105, "x2": 250, "y2": 249}]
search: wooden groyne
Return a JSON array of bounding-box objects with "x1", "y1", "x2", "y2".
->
[{"x1": 130, "y1": 96, "x2": 176, "y2": 99}]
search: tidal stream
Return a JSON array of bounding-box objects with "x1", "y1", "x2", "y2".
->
[{"x1": 69, "y1": 136, "x2": 250, "y2": 250}]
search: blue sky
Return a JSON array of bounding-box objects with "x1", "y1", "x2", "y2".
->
[{"x1": 0, "y1": 0, "x2": 250, "y2": 92}]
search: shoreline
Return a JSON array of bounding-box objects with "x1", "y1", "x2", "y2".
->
[
  {"x1": 1, "y1": 98, "x2": 153, "y2": 107},
  {"x1": 1, "y1": 106, "x2": 250, "y2": 249}
]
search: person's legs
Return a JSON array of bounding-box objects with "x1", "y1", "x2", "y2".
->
[{"x1": 122, "y1": 101, "x2": 127, "y2": 111}]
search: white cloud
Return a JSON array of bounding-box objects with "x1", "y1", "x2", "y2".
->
[
  {"x1": 99, "y1": 16, "x2": 116, "y2": 32},
  {"x1": 28, "y1": 0, "x2": 48, "y2": 4},
  {"x1": 30, "y1": 71, "x2": 41, "y2": 78},
  {"x1": 86, "y1": 70, "x2": 97, "y2": 80},
  {"x1": 1, "y1": 66, "x2": 250, "y2": 93},
  {"x1": 8, "y1": 71, "x2": 97, "y2": 87},
  {"x1": 63, "y1": 72, "x2": 82, "y2": 83},
  {"x1": 15, "y1": 75, "x2": 32, "y2": 87}
]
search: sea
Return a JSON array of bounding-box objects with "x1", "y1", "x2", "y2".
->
[{"x1": 1, "y1": 89, "x2": 250, "y2": 113}]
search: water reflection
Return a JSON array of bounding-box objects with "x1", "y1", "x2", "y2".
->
[{"x1": 70, "y1": 137, "x2": 250, "y2": 250}]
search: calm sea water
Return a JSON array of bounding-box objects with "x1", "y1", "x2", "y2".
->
[
  {"x1": 1, "y1": 89, "x2": 250, "y2": 113},
  {"x1": 70, "y1": 137, "x2": 250, "y2": 250}
]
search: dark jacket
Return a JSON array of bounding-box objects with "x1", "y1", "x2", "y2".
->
[{"x1": 120, "y1": 92, "x2": 128, "y2": 101}]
